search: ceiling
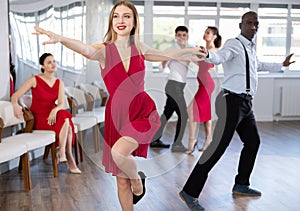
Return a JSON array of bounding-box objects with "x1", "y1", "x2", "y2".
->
[{"x1": 9, "y1": 0, "x2": 42, "y2": 4}]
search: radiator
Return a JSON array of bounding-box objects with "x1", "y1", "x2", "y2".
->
[{"x1": 281, "y1": 86, "x2": 300, "y2": 116}]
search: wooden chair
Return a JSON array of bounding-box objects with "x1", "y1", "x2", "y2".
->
[
  {"x1": 65, "y1": 87, "x2": 103, "y2": 153},
  {"x1": 18, "y1": 95, "x2": 82, "y2": 164},
  {"x1": 91, "y1": 81, "x2": 108, "y2": 106},
  {"x1": 0, "y1": 117, "x2": 29, "y2": 191},
  {"x1": 68, "y1": 98, "x2": 99, "y2": 162},
  {"x1": 78, "y1": 83, "x2": 108, "y2": 108},
  {"x1": 0, "y1": 101, "x2": 57, "y2": 191}
]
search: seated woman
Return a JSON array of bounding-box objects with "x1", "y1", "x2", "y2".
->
[{"x1": 11, "y1": 53, "x2": 81, "y2": 174}]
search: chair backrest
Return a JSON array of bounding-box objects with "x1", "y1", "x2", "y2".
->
[
  {"x1": 0, "y1": 101, "x2": 34, "y2": 142},
  {"x1": 20, "y1": 93, "x2": 70, "y2": 111},
  {"x1": 92, "y1": 80, "x2": 106, "y2": 90},
  {"x1": 0, "y1": 101, "x2": 25, "y2": 128},
  {"x1": 78, "y1": 83, "x2": 102, "y2": 107},
  {"x1": 65, "y1": 86, "x2": 94, "y2": 112},
  {"x1": 91, "y1": 81, "x2": 108, "y2": 106},
  {"x1": 19, "y1": 95, "x2": 32, "y2": 108}
]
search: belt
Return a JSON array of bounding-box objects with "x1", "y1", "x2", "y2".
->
[{"x1": 223, "y1": 89, "x2": 252, "y2": 101}]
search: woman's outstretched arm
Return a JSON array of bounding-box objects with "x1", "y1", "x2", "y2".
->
[
  {"x1": 33, "y1": 25, "x2": 105, "y2": 62},
  {"x1": 141, "y1": 42, "x2": 202, "y2": 62}
]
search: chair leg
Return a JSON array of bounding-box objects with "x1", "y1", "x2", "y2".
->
[
  {"x1": 21, "y1": 152, "x2": 31, "y2": 192},
  {"x1": 97, "y1": 123, "x2": 101, "y2": 152},
  {"x1": 50, "y1": 143, "x2": 58, "y2": 177},
  {"x1": 18, "y1": 158, "x2": 22, "y2": 173},
  {"x1": 93, "y1": 124, "x2": 101, "y2": 153},
  {"x1": 43, "y1": 145, "x2": 50, "y2": 160},
  {"x1": 78, "y1": 131, "x2": 84, "y2": 162},
  {"x1": 74, "y1": 135, "x2": 79, "y2": 165}
]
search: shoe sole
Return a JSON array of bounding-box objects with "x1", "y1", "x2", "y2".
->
[
  {"x1": 232, "y1": 191, "x2": 261, "y2": 197},
  {"x1": 179, "y1": 192, "x2": 189, "y2": 208},
  {"x1": 133, "y1": 171, "x2": 146, "y2": 204},
  {"x1": 179, "y1": 192, "x2": 185, "y2": 202},
  {"x1": 179, "y1": 192, "x2": 205, "y2": 211}
]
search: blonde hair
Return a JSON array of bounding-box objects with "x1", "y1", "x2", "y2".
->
[{"x1": 104, "y1": 0, "x2": 140, "y2": 47}]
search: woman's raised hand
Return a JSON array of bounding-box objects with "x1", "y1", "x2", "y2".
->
[
  {"x1": 192, "y1": 46, "x2": 208, "y2": 59},
  {"x1": 33, "y1": 25, "x2": 62, "y2": 45}
]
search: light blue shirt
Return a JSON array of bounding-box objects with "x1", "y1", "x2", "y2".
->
[{"x1": 205, "y1": 34, "x2": 282, "y2": 96}]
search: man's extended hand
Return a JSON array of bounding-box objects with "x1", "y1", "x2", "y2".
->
[
  {"x1": 283, "y1": 53, "x2": 295, "y2": 67},
  {"x1": 196, "y1": 46, "x2": 208, "y2": 58}
]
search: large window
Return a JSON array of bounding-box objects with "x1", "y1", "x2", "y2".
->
[
  {"x1": 10, "y1": 1, "x2": 86, "y2": 73},
  {"x1": 135, "y1": 1, "x2": 300, "y2": 73},
  {"x1": 188, "y1": 19, "x2": 215, "y2": 46},
  {"x1": 10, "y1": 0, "x2": 300, "y2": 74},
  {"x1": 153, "y1": 17, "x2": 184, "y2": 50},
  {"x1": 256, "y1": 19, "x2": 287, "y2": 62},
  {"x1": 257, "y1": 4, "x2": 288, "y2": 68},
  {"x1": 188, "y1": 2, "x2": 217, "y2": 16},
  {"x1": 10, "y1": 12, "x2": 38, "y2": 65},
  {"x1": 290, "y1": 5, "x2": 300, "y2": 70},
  {"x1": 152, "y1": 1, "x2": 185, "y2": 50}
]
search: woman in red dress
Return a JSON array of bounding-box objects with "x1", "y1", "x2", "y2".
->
[
  {"x1": 11, "y1": 53, "x2": 81, "y2": 174},
  {"x1": 186, "y1": 26, "x2": 222, "y2": 154},
  {"x1": 32, "y1": 1, "x2": 201, "y2": 209}
]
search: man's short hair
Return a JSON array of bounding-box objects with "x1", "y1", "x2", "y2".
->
[{"x1": 175, "y1": 26, "x2": 188, "y2": 33}]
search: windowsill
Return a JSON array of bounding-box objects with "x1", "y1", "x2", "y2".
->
[{"x1": 147, "y1": 70, "x2": 300, "y2": 79}]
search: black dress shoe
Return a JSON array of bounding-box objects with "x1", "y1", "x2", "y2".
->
[
  {"x1": 150, "y1": 140, "x2": 170, "y2": 148},
  {"x1": 133, "y1": 171, "x2": 146, "y2": 204}
]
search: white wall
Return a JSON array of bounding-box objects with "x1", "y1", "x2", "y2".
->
[
  {"x1": 0, "y1": 0, "x2": 10, "y2": 101},
  {"x1": 85, "y1": 0, "x2": 110, "y2": 84}
]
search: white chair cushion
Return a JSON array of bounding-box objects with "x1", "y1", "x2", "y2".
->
[
  {"x1": 33, "y1": 125, "x2": 78, "y2": 134},
  {"x1": 72, "y1": 117, "x2": 97, "y2": 131},
  {"x1": 76, "y1": 110, "x2": 105, "y2": 123},
  {"x1": 0, "y1": 142, "x2": 27, "y2": 163},
  {"x1": 32, "y1": 130, "x2": 56, "y2": 135},
  {"x1": 93, "y1": 106, "x2": 105, "y2": 112},
  {"x1": 2, "y1": 133, "x2": 55, "y2": 151}
]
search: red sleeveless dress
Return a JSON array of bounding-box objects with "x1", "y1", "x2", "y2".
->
[
  {"x1": 101, "y1": 43, "x2": 161, "y2": 175},
  {"x1": 30, "y1": 76, "x2": 75, "y2": 147},
  {"x1": 193, "y1": 61, "x2": 215, "y2": 122}
]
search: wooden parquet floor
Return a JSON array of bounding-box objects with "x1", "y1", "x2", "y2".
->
[{"x1": 1, "y1": 121, "x2": 300, "y2": 211}]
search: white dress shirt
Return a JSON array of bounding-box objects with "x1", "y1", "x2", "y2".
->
[
  {"x1": 205, "y1": 34, "x2": 282, "y2": 96},
  {"x1": 165, "y1": 43, "x2": 190, "y2": 83}
]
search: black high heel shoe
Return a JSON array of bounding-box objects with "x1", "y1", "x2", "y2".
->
[{"x1": 133, "y1": 171, "x2": 146, "y2": 204}]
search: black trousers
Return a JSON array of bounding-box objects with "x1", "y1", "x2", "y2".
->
[
  {"x1": 152, "y1": 80, "x2": 188, "y2": 144},
  {"x1": 183, "y1": 90, "x2": 260, "y2": 198}
]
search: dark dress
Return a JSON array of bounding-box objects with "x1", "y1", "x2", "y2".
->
[
  {"x1": 193, "y1": 61, "x2": 215, "y2": 122},
  {"x1": 101, "y1": 43, "x2": 160, "y2": 176},
  {"x1": 30, "y1": 76, "x2": 75, "y2": 147}
]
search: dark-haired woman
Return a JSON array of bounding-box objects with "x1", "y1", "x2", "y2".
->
[
  {"x1": 11, "y1": 53, "x2": 81, "y2": 174},
  {"x1": 186, "y1": 26, "x2": 222, "y2": 154}
]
